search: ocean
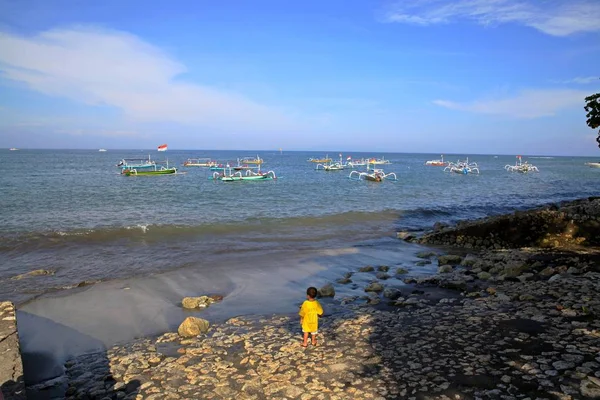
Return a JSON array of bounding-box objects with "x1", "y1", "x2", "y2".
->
[{"x1": 0, "y1": 149, "x2": 598, "y2": 305}]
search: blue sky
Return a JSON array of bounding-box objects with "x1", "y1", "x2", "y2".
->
[{"x1": 0, "y1": 0, "x2": 599, "y2": 155}]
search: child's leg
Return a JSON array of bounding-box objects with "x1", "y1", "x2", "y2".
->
[
  {"x1": 311, "y1": 332, "x2": 317, "y2": 346},
  {"x1": 302, "y1": 332, "x2": 309, "y2": 347}
]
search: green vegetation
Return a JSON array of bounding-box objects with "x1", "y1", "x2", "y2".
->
[{"x1": 584, "y1": 88, "x2": 600, "y2": 148}]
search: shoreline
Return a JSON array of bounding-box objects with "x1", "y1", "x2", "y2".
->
[{"x1": 12, "y1": 197, "x2": 600, "y2": 399}]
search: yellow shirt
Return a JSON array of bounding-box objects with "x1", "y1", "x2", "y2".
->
[{"x1": 299, "y1": 299, "x2": 323, "y2": 333}]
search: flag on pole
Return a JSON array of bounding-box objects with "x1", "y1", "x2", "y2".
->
[
  {"x1": 158, "y1": 144, "x2": 168, "y2": 152},
  {"x1": 347, "y1": 156, "x2": 351, "y2": 161}
]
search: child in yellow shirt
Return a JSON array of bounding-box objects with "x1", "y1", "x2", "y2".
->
[{"x1": 299, "y1": 287, "x2": 324, "y2": 347}]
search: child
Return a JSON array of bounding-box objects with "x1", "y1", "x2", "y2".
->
[{"x1": 299, "y1": 286, "x2": 324, "y2": 347}]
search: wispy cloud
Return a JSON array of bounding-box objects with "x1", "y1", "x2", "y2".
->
[
  {"x1": 433, "y1": 89, "x2": 589, "y2": 118},
  {"x1": 554, "y1": 76, "x2": 599, "y2": 85},
  {"x1": 384, "y1": 0, "x2": 600, "y2": 36},
  {"x1": 0, "y1": 27, "x2": 294, "y2": 133}
]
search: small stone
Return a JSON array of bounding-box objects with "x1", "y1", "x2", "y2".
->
[
  {"x1": 359, "y1": 265, "x2": 375, "y2": 272},
  {"x1": 317, "y1": 283, "x2": 335, "y2": 297},
  {"x1": 438, "y1": 265, "x2": 453, "y2": 273},
  {"x1": 437, "y1": 255, "x2": 463, "y2": 266},
  {"x1": 396, "y1": 267, "x2": 409, "y2": 274},
  {"x1": 365, "y1": 282, "x2": 384, "y2": 293},
  {"x1": 377, "y1": 265, "x2": 390, "y2": 272},
  {"x1": 376, "y1": 272, "x2": 390, "y2": 280},
  {"x1": 477, "y1": 272, "x2": 492, "y2": 280},
  {"x1": 552, "y1": 360, "x2": 574, "y2": 370}
]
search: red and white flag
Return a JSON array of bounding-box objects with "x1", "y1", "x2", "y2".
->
[
  {"x1": 347, "y1": 156, "x2": 351, "y2": 161},
  {"x1": 157, "y1": 144, "x2": 168, "y2": 152}
]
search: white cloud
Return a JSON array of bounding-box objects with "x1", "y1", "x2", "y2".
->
[
  {"x1": 385, "y1": 0, "x2": 600, "y2": 36},
  {"x1": 0, "y1": 27, "x2": 293, "y2": 132},
  {"x1": 558, "y1": 77, "x2": 599, "y2": 85},
  {"x1": 433, "y1": 89, "x2": 589, "y2": 118}
]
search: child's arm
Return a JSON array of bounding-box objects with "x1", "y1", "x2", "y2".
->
[{"x1": 317, "y1": 301, "x2": 324, "y2": 316}]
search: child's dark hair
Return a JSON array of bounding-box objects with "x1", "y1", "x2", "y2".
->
[{"x1": 307, "y1": 287, "x2": 318, "y2": 299}]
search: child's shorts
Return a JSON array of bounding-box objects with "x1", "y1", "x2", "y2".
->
[{"x1": 303, "y1": 329, "x2": 318, "y2": 334}]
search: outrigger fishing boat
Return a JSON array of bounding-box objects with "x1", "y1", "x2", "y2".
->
[
  {"x1": 425, "y1": 155, "x2": 447, "y2": 166},
  {"x1": 443, "y1": 158, "x2": 480, "y2": 174},
  {"x1": 349, "y1": 163, "x2": 397, "y2": 182},
  {"x1": 183, "y1": 158, "x2": 217, "y2": 167},
  {"x1": 585, "y1": 162, "x2": 600, "y2": 168},
  {"x1": 308, "y1": 155, "x2": 332, "y2": 163},
  {"x1": 368, "y1": 157, "x2": 392, "y2": 165},
  {"x1": 122, "y1": 160, "x2": 177, "y2": 176},
  {"x1": 346, "y1": 157, "x2": 368, "y2": 167},
  {"x1": 239, "y1": 155, "x2": 263, "y2": 165},
  {"x1": 505, "y1": 156, "x2": 539, "y2": 173},
  {"x1": 210, "y1": 166, "x2": 276, "y2": 182},
  {"x1": 315, "y1": 154, "x2": 346, "y2": 171},
  {"x1": 117, "y1": 156, "x2": 156, "y2": 170}
]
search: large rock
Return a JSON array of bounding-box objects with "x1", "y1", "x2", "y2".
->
[
  {"x1": 359, "y1": 265, "x2": 374, "y2": 272},
  {"x1": 437, "y1": 255, "x2": 463, "y2": 266},
  {"x1": 182, "y1": 296, "x2": 220, "y2": 309},
  {"x1": 178, "y1": 317, "x2": 210, "y2": 337},
  {"x1": 11, "y1": 269, "x2": 55, "y2": 280},
  {"x1": 365, "y1": 282, "x2": 384, "y2": 293},
  {"x1": 317, "y1": 283, "x2": 335, "y2": 297}
]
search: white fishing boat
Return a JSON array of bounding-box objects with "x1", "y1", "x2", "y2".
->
[
  {"x1": 505, "y1": 156, "x2": 539, "y2": 173},
  {"x1": 349, "y1": 162, "x2": 397, "y2": 182},
  {"x1": 9, "y1": 148, "x2": 18, "y2": 151},
  {"x1": 368, "y1": 157, "x2": 391, "y2": 165},
  {"x1": 425, "y1": 155, "x2": 447, "y2": 166},
  {"x1": 585, "y1": 162, "x2": 600, "y2": 168},
  {"x1": 183, "y1": 158, "x2": 217, "y2": 167},
  {"x1": 99, "y1": 149, "x2": 107, "y2": 152},
  {"x1": 443, "y1": 158, "x2": 480, "y2": 174},
  {"x1": 315, "y1": 154, "x2": 345, "y2": 171}
]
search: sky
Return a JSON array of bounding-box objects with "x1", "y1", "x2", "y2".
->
[{"x1": 0, "y1": 0, "x2": 599, "y2": 155}]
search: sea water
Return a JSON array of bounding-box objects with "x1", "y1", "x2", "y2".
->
[{"x1": 0, "y1": 149, "x2": 598, "y2": 304}]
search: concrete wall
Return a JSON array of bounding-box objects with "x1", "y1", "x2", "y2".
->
[{"x1": 0, "y1": 302, "x2": 25, "y2": 400}]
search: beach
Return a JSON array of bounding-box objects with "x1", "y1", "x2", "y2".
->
[{"x1": 13, "y1": 197, "x2": 600, "y2": 400}]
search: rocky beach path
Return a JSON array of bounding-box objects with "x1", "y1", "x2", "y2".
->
[{"x1": 33, "y1": 198, "x2": 600, "y2": 399}]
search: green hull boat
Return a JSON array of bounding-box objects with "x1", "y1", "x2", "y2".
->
[
  {"x1": 123, "y1": 168, "x2": 177, "y2": 176},
  {"x1": 220, "y1": 175, "x2": 273, "y2": 182}
]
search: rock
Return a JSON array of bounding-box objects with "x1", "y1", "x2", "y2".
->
[
  {"x1": 539, "y1": 266, "x2": 555, "y2": 277},
  {"x1": 11, "y1": 269, "x2": 55, "y2": 280},
  {"x1": 336, "y1": 277, "x2": 352, "y2": 284},
  {"x1": 517, "y1": 273, "x2": 534, "y2": 282},
  {"x1": 415, "y1": 260, "x2": 431, "y2": 266},
  {"x1": 581, "y1": 378, "x2": 600, "y2": 398},
  {"x1": 365, "y1": 282, "x2": 384, "y2": 293},
  {"x1": 383, "y1": 288, "x2": 402, "y2": 300},
  {"x1": 396, "y1": 267, "x2": 409, "y2": 274},
  {"x1": 438, "y1": 265, "x2": 453, "y2": 273},
  {"x1": 177, "y1": 317, "x2": 210, "y2": 337},
  {"x1": 552, "y1": 360, "x2": 574, "y2": 370},
  {"x1": 359, "y1": 265, "x2": 374, "y2": 272},
  {"x1": 461, "y1": 254, "x2": 478, "y2": 267},
  {"x1": 181, "y1": 296, "x2": 216, "y2": 309},
  {"x1": 377, "y1": 265, "x2": 390, "y2": 272},
  {"x1": 567, "y1": 267, "x2": 580, "y2": 274},
  {"x1": 440, "y1": 280, "x2": 467, "y2": 291},
  {"x1": 397, "y1": 231, "x2": 415, "y2": 241},
  {"x1": 416, "y1": 251, "x2": 436, "y2": 259},
  {"x1": 477, "y1": 271, "x2": 492, "y2": 280},
  {"x1": 437, "y1": 255, "x2": 463, "y2": 266},
  {"x1": 433, "y1": 222, "x2": 449, "y2": 232},
  {"x1": 376, "y1": 272, "x2": 390, "y2": 280},
  {"x1": 317, "y1": 283, "x2": 335, "y2": 297},
  {"x1": 548, "y1": 274, "x2": 562, "y2": 282}
]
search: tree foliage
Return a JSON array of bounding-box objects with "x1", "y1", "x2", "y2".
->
[{"x1": 584, "y1": 92, "x2": 600, "y2": 148}]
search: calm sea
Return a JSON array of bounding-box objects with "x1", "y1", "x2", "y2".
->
[{"x1": 0, "y1": 149, "x2": 598, "y2": 304}]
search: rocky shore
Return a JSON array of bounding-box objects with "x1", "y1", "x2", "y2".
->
[
  {"x1": 0, "y1": 302, "x2": 26, "y2": 400},
  {"x1": 28, "y1": 198, "x2": 600, "y2": 399}
]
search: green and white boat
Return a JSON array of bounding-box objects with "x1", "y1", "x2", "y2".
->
[{"x1": 210, "y1": 166, "x2": 276, "y2": 182}]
